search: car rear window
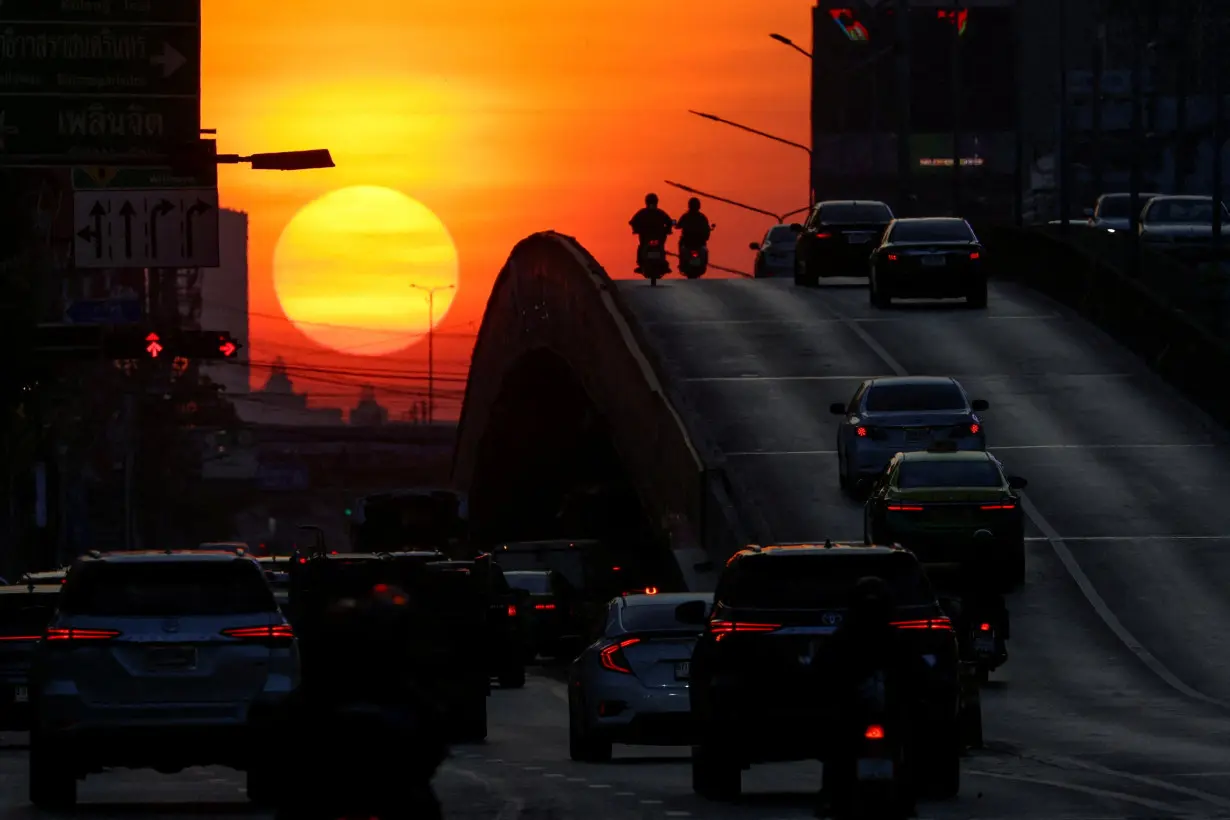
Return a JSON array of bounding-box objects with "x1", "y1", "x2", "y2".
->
[
  {"x1": 0, "y1": 591, "x2": 59, "y2": 636},
  {"x1": 506, "y1": 573, "x2": 552, "y2": 594},
  {"x1": 620, "y1": 600, "x2": 709, "y2": 632},
  {"x1": 767, "y1": 226, "x2": 797, "y2": 243},
  {"x1": 1145, "y1": 199, "x2": 1229, "y2": 224},
  {"x1": 820, "y1": 203, "x2": 893, "y2": 223},
  {"x1": 1097, "y1": 195, "x2": 1159, "y2": 218},
  {"x1": 865, "y1": 382, "x2": 965, "y2": 412},
  {"x1": 889, "y1": 220, "x2": 973, "y2": 242},
  {"x1": 898, "y1": 459, "x2": 1001, "y2": 488},
  {"x1": 723, "y1": 554, "x2": 933, "y2": 609},
  {"x1": 60, "y1": 560, "x2": 277, "y2": 616}
]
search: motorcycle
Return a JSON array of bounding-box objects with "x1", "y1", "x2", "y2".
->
[
  {"x1": 828, "y1": 672, "x2": 910, "y2": 820},
  {"x1": 638, "y1": 238, "x2": 671, "y2": 286},
  {"x1": 678, "y1": 223, "x2": 716, "y2": 279}
]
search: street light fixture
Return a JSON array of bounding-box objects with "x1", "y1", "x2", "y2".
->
[
  {"x1": 216, "y1": 149, "x2": 335, "y2": 171},
  {"x1": 664, "y1": 180, "x2": 809, "y2": 224},
  {"x1": 769, "y1": 33, "x2": 813, "y2": 59},
  {"x1": 687, "y1": 110, "x2": 813, "y2": 205},
  {"x1": 409, "y1": 283, "x2": 455, "y2": 424}
]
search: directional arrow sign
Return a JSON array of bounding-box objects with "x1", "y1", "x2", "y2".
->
[
  {"x1": 72, "y1": 188, "x2": 220, "y2": 269},
  {"x1": 219, "y1": 341, "x2": 237, "y2": 357},
  {"x1": 145, "y1": 333, "x2": 163, "y2": 358}
]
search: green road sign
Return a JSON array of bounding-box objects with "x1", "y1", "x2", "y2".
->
[
  {"x1": 0, "y1": 96, "x2": 199, "y2": 159},
  {"x1": 0, "y1": 23, "x2": 201, "y2": 97},
  {"x1": 0, "y1": 0, "x2": 200, "y2": 24},
  {"x1": 72, "y1": 164, "x2": 216, "y2": 190}
]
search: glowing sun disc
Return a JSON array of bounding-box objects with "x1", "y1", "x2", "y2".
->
[{"x1": 273, "y1": 185, "x2": 459, "y2": 356}]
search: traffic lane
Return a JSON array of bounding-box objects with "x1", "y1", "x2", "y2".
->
[{"x1": 480, "y1": 674, "x2": 1217, "y2": 819}]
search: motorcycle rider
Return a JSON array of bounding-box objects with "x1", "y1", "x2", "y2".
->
[
  {"x1": 817, "y1": 576, "x2": 925, "y2": 819},
  {"x1": 956, "y1": 529, "x2": 1009, "y2": 660},
  {"x1": 630, "y1": 193, "x2": 674, "y2": 273},
  {"x1": 675, "y1": 197, "x2": 712, "y2": 257},
  {"x1": 261, "y1": 582, "x2": 449, "y2": 819}
]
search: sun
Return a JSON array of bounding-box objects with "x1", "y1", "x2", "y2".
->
[{"x1": 273, "y1": 186, "x2": 459, "y2": 356}]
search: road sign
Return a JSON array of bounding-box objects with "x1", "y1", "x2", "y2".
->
[
  {"x1": 0, "y1": 24, "x2": 200, "y2": 96},
  {"x1": 64, "y1": 298, "x2": 141, "y2": 325},
  {"x1": 0, "y1": 0, "x2": 200, "y2": 165},
  {"x1": 144, "y1": 332, "x2": 163, "y2": 358},
  {"x1": 72, "y1": 164, "x2": 217, "y2": 190},
  {"x1": 72, "y1": 187, "x2": 220, "y2": 269}
]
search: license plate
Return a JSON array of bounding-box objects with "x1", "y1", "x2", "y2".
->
[
  {"x1": 147, "y1": 646, "x2": 197, "y2": 671},
  {"x1": 674, "y1": 661, "x2": 690, "y2": 680},
  {"x1": 857, "y1": 757, "x2": 895, "y2": 781},
  {"x1": 921, "y1": 255, "x2": 947, "y2": 267},
  {"x1": 14, "y1": 686, "x2": 27, "y2": 703},
  {"x1": 645, "y1": 250, "x2": 662, "y2": 260},
  {"x1": 974, "y1": 636, "x2": 996, "y2": 653},
  {"x1": 905, "y1": 428, "x2": 930, "y2": 442}
]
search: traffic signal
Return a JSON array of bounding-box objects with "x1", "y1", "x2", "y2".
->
[{"x1": 101, "y1": 328, "x2": 242, "y2": 361}]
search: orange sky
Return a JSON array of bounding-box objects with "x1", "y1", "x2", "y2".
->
[{"x1": 203, "y1": 0, "x2": 812, "y2": 420}]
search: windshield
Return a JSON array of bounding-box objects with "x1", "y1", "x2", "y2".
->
[
  {"x1": 505, "y1": 572, "x2": 552, "y2": 593},
  {"x1": 723, "y1": 554, "x2": 933, "y2": 609},
  {"x1": 865, "y1": 383, "x2": 965, "y2": 412},
  {"x1": 620, "y1": 599, "x2": 710, "y2": 632},
  {"x1": 1098, "y1": 194, "x2": 1160, "y2": 219},
  {"x1": 767, "y1": 226, "x2": 797, "y2": 244},
  {"x1": 897, "y1": 459, "x2": 1002, "y2": 488},
  {"x1": 1145, "y1": 199, "x2": 1230, "y2": 224},
  {"x1": 60, "y1": 561, "x2": 277, "y2": 617},
  {"x1": 889, "y1": 220, "x2": 974, "y2": 243},
  {"x1": 820, "y1": 203, "x2": 893, "y2": 224}
]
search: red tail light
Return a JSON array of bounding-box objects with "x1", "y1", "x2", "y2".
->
[
  {"x1": 45, "y1": 627, "x2": 121, "y2": 642},
  {"x1": 886, "y1": 505, "x2": 924, "y2": 511},
  {"x1": 969, "y1": 252, "x2": 980, "y2": 259},
  {"x1": 887, "y1": 253, "x2": 898, "y2": 261},
  {"x1": 507, "y1": 604, "x2": 518, "y2": 617},
  {"x1": 979, "y1": 622, "x2": 991, "y2": 632},
  {"x1": 0, "y1": 635, "x2": 42, "y2": 642},
  {"x1": 534, "y1": 603, "x2": 556, "y2": 610},
  {"x1": 969, "y1": 423, "x2": 980, "y2": 434},
  {"x1": 816, "y1": 232, "x2": 832, "y2": 238},
  {"x1": 865, "y1": 724, "x2": 885, "y2": 739},
  {"x1": 222, "y1": 624, "x2": 295, "y2": 641},
  {"x1": 708, "y1": 620, "x2": 781, "y2": 641},
  {"x1": 856, "y1": 426, "x2": 868, "y2": 437},
  {"x1": 648, "y1": 240, "x2": 661, "y2": 247},
  {"x1": 690, "y1": 251, "x2": 699, "y2": 258},
  {"x1": 599, "y1": 637, "x2": 640, "y2": 674},
  {"x1": 891, "y1": 617, "x2": 953, "y2": 631}
]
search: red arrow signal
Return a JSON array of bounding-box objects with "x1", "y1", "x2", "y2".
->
[
  {"x1": 219, "y1": 341, "x2": 236, "y2": 357},
  {"x1": 146, "y1": 340, "x2": 163, "y2": 357}
]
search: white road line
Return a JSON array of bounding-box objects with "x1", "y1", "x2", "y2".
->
[
  {"x1": 968, "y1": 770, "x2": 1189, "y2": 814},
  {"x1": 819, "y1": 295, "x2": 1230, "y2": 710},
  {"x1": 588, "y1": 783, "x2": 611, "y2": 789},
  {"x1": 685, "y1": 373, "x2": 1133, "y2": 383},
  {"x1": 1022, "y1": 751, "x2": 1230, "y2": 810},
  {"x1": 489, "y1": 758, "x2": 505, "y2": 763},
  {"x1": 994, "y1": 443, "x2": 1216, "y2": 451},
  {"x1": 522, "y1": 766, "x2": 543, "y2": 771},
  {"x1": 1174, "y1": 772, "x2": 1230, "y2": 777},
  {"x1": 664, "y1": 812, "x2": 692, "y2": 817},
  {"x1": 727, "y1": 450, "x2": 836, "y2": 456},
  {"x1": 640, "y1": 798, "x2": 664, "y2": 804},
  {"x1": 614, "y1": 791, "x2": 636, "y2": 796},
  {"x1": 641, "y1": 314, "x2": 1059, "y2": 327},
  {"x1": 565, "y1": 776, "x2": 586, "y2": 782},
  {"x1": 544, "y1": 773, "x2": 565, "y2": 778},
  {"x1": 1024, "y1": 535, "x2": 1230, "y2": 542}
]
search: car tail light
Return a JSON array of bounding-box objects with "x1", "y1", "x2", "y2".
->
[
  {"x1": 222, "y1": 624, "x2": 295, "y2": 643},
  {"x1": 886, "y1": 504, "x2": 924, "y2": 511},
  {"x1": 969, "y1": 423, "x2": 980, "y2": 434},
  {"x1": 856, "y1": 426, "x2": 868, "y2": 437},
  {"x1": 707, "y1": 620, "x2": 781, "y2": 642},
  {"x1": 980, "y1": 503, "x2": 1017, "y2": 510},
  {"x1": 507, "y1": 604, "x2": 518, "y2": 617},
  {"x1": 44, "y1": 627, "x2": 121, "y2": 642},
  {"x1": 865, "y1": 724, "x2": 885, "y2": 739},
  {"x1": 891, "y1": 617, "x2": 953, "y2": 631},
  {"x1": 887, "y1": 254, "x2": 898, "y2": 261},
  {"x1": 979, "y1": 622, "x2": 992, "y2": 632},
  {"x1": 535, "y1": 603, "x2": 556, "y2": 610},
  {"x1": 0, "y1": 634, "x2": 42, "y2": 642},
  {"x1": 690, "y1": 251, "x2": 699, "y2": 258},
  {"x1": 816, "y1": 232, "x2": 832, "y2": 238},
  {"x1": 969, "y1": 252, "x2": 980, "y2": 259},
  {"x1": 648, "y1": 240, "x2": 661, "y2": 247},
  {"x1": 599, "y1": 637, "x2": 640, "y2": 674}
]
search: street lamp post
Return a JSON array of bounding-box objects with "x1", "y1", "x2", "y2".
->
[
  {"x1": 216, "y1": 148, "x2": 335, "y2": 171},
  {"x1": 688, "y1": 110, "x2": 813, "y2": 205},
  {"x1": 769, "y1": 33, "x2": 812, "y2": 59},
  {"x1": 664, "y1": 180, "x2": 809, "y2": 224},
  {"x1": 409, "y1": 283, "x2": 455, "y2": 424}
]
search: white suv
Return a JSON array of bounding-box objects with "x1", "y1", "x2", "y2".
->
[{"x1": 28, "y1": 550, "x2": 300, "y2": 808}]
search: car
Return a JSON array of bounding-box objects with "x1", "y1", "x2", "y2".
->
[
  {"x1": 1084, "y1": 191, "x2": 1162, "y2": 232},
  {"x1": 568, "y1": 588, "x2": 713, "y2": 762},
  {"x1": 254, "y1": 556, "x2": 294, "y2": 609},
  {"x1": 862, "y1": 448, "x2": 1029, "y2": 589},
  {"x1": 868, "y1": 217, "x2": 987, "y2": 308},
  {"x1": 0, "y1": 583, "x2": 60, "y2": 729},
  {"x1": 20, "y1": 569, "x2": 67, "y2": 586},
  {"x1": 431, "y1": 556, "x2": 529, "y2": 688},
  {"x1": 504, "y1": 569, "x2": 584, "y2": 658},
  {"x1": 28, "y1": 549, "x2": 298, "y2": 809},
  {"x1": 749, "y1": 223, "x2": 798, "y2": 278},
  {"x1": 830, "y1": 375, "x2": 989, "y2": 493},
  {"x1": 791, "y1": 200, "x2": 895, "y2": 284},
  {"x1": 1138, "y1": 195, "x2": 1230, "y2": 257},
  {"x1": 680, "y1": 543, "x2": 962, "y2": 801}
]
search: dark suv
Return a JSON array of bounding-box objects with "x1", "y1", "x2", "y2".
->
[{"x1": 679, "y1": 543, "x2": 961, "y2": 801}]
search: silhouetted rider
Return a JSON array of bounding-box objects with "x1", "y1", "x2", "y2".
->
[
  {"x1": 630, "y1": 193, "x2": 674, "y2": 273},
  {"x1": 818, "y1": 576, "x2": 925, "y2": 818},
  {"x1": 676, "y1": 197, "x2": 712, "y2": 250},
  {"x1": 955, "y1": 529, "x2": 1009, "y2": 652}
]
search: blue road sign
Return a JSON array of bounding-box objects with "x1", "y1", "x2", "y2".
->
[{"x1": 64, "y1": 298, "x2": 141, "y2": 325}]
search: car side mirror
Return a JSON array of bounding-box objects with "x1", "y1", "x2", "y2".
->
[
  {"x1": 711, "y1": 223, "x2": 717, "y2": 229},
  {"x1": 1083, "y1": 207, "x2": 1095, "y2": 218},
  {"x1": 674, "y1": 599, "x2": 708, "y2": 625},
  {"x1": 829, "y1": 402, "x2": 848, "y2": 415},
  {"x1": 971, "y1": 399, "x2": 990, "y2": 411},
  {"x1": 749, "y1": 242, "x2": 760, "y2": 250},
  {"x1": 1008, "y1": 476, "x2": 1028, "y2": 490},
  {"x1": 789, "y1": 223, "x2": 804, "y2": 233}
]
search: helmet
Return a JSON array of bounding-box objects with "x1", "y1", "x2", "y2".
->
[
  {"x1": 688, "y1": 197, "x2": 701, "y2": 210},
  {"x1": 850, "y1": 575, "x2": 894, "y2": 627},
  {"x1": 645, "y1": 193, "x2": 659, "y2": 206}
]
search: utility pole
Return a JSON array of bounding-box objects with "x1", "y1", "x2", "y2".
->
[
  {"x1": 1129, "y1": 0, "x2": 1145, "y2": 276},
  {"x1": 1173, "y1": 0, "x2": 1189, "y2": 193},
  {"x1": 1058, "y1": 1, "x2": 1072, "y2": 230},
  {"x1": 951, "y1": 0, "x2": 963, "y2": 216},
  {"x1": 895, "y1": 0, "x2": 913, "y2": 215},
  {"x1": 1013, "y1": 0, "x2": 1024, "y2": 225},
  {"x1": 409, "y1": 283, "x2": 455, "y2": 424},
  {"x1": 1091, "y1": 0, "x2": 1106, "y2": 196},
  {"x1": 1212, "y1": 11, "x2": 1224, "y2": 260}
]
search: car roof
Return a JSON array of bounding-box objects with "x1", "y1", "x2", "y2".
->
[
  {"x1": 0, "y1": 583, "x2": 61, "y2": 595},
  {"x1": 817, "y1": 200, "x2": 890, "y2": 207},
  {"x1": 731, "y1": 542, "x2": 912, "y2": 562},
  {"x1": 199, "y1": 541, "x2": 246, "y2": 548},
  {"x1": 1100, "y1": 192, "x2": 1161, "y2": 199},
  {"x1": 620, "y1": 591, "x2": 712, "y2": 606},
  {"x1": 897, "y1": 449, "x2": 994, "y2": 463},
  {"x1": 1149, "y1": 195, "x2": 1212, "y2": 201},
  {"x1": 382, "y1": 550, "x2": 445, "y2": 558},
  {"x1": 504, "y1": 569, "x2": 552, "y2": 576},
  {"x1": 890, "y1": 217, "x2": 967, "y2": 225},
  {"x1": 867, "y1": 375, "x2": 958, "y2": 388},
  {"x1": 77, "y1": 550, "x2": 254, "y2": 564}
]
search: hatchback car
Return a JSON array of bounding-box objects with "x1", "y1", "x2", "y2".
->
[
  {"x1": 831, "y1": 375, "x2": 989, "y2": 492},
  {"x1": 749, "y1": 224, "x2": 798, "y2": 278},
  {"x1": 568, "y1": 589, "x2": 713, "y2": 761},
  {"x1": 28, "y1": 550, "x2": 298, "y2": 809}
]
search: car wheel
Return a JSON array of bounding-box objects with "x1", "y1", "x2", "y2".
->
[
  {"x1": 498, "y1": 662, "x2": 526, "y2": 689},
  {"x1": 967, "y1": 281, "x2": 988, "y2": 309},
  {"x1": 568, "y1": 695, "x2": 613, "y2": 762},
  {"x1": 838, "y1": 449, "x2": 849, "y2": 492},
  {"x1": 691, "y1": 741, "x2": 742, "y2": 800},
  {"x1": 870, "y1": 274, "x2": 891, "y2": 308},
  {"x1": 29, "y1": 735, "x2": 77, "y2": 809},
  {"x1": 915, "y1": 720, "x2": 961, "y2": 799},
  {"x1": 961, "y1": 681, "x2": 985, "y2": 749}
]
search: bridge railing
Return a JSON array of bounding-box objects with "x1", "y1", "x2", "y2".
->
[{"x1": 979, "y1": 222, "x2": 1230, "y2": 429}]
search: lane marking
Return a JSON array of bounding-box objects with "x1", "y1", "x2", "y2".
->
[
  {"x1": 565, "y1": 776, "x2": 586, "y2": 782},
  {"x1": 819, "y1": 295, "x2": 1230, "y2": 710},
  {"x1": 522, "y1": 766, "x2": 543, "y2": 771},
  {"x1": 446, "y1": 767, "x2": 525, "y2": 820},
  {"x1": 641, "y1": 314, "x2": 1060, "y2": 327},
  {"x1": 614, "y1": 791, "x2": 636, "y2": 796},
  {"x1": 544, "y1": 773, "x2": 565, "y2": 778},
  {"x1": 1019, "y1": 750, "x2": 1230, "y2": 810},
  {"x1": 685, "y1": 372, "x2": 1133, "y2": 383},
  {"x1": 664, "y1": 812, "x2": 692, "y2": 817},
  {"x1": 640, "y1": 799, "x2": 664, "y2": 804},
  {"x1": 727, "y1": 450, "x2": 836, "y2": 456},
  {"x1": 968, "y1": 770, "x2": 1192, "y2": 815},
  {"x1": 588, "y1": 783, "x2": 611, "y2": 789},
  {"x1": 1025, "y1": 535, "x2": 1230, "y2": 542},
  {"x1": 725, "y1": 443, "x2": 1216, "y2": 457}
]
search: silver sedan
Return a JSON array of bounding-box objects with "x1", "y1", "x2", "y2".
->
[{"x1": 568, "y1": 590, "x2": 712, "y2": 762}]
